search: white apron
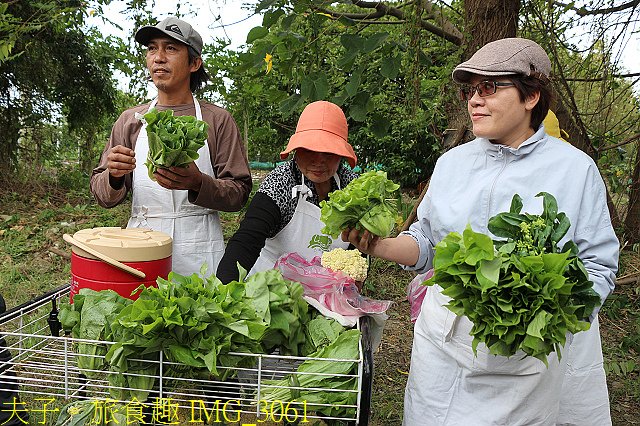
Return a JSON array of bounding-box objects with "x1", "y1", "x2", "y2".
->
[
  {"x1": 403, "y1": 285, "x2": 571, "y2": 426},
  {"x1": 250, "y1": 176, "x2": 349, "y2": 274},
  {"x1": 557, "y1": 315, "x2": 612, "y2": 426},
  {"x1": 127, "y1": 96, "x2": 225, "y2": 276}
]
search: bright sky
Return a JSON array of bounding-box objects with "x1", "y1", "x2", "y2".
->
[{"x1": 89, "y1": 0, "x2": 261, "y2": 48}]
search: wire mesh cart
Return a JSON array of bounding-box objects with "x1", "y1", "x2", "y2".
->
[{"x1": 0, "y1": 285, "x2": 374, "y2": 425}]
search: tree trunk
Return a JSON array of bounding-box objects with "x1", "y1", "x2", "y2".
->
[
  {"x1": 0, "y1": 106, "x2": 21, "y2": 175},
  {"x1": 624, "y1": 143, "x2": 640, "y2": 244},
  {"x1": 445, "y1": 0, "x2": 521, "y2": 148},
  {"x1": 80, "y1": 132, "x2": 95, "y2": 175},
  {"x1": 464, "y1": 0, "x2": 520, "y2": 56}
]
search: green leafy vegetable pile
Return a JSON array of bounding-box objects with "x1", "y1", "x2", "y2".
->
[
  {"x1": 142, "y1": 108, "x2": 208, "y2": 180},
  {"x1": 60, "y1": 267, "x2": 312, "y2": 401},
  {"x1": 259, "y1": 328, "x2": 360, "y2": 419},
  {"x1": 425, "y1": 192, "x2": 601, "y2": 365},
  {"x1": 320, "y1": 170, "x2": 401, "y2": 237},
  {"x1": 59, "y1": 290, "x2": 131, "y2": 378}
]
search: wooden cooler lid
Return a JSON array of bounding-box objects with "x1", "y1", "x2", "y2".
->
[{"x1": 71, "y1": 227, "x2": 172, "y2": 261}]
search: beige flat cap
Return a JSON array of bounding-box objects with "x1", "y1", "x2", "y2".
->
[{"x1": 453, "y1": 38, "x2": 551, "y2": 83}]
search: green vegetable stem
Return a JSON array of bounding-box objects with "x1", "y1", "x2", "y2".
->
[{"x1": 425, "y1": 192, "x2": 601, "y2": 366}]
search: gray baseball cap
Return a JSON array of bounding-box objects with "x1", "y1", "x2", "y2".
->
[
  {"x1": 452, "y1": 38, "x2": 551, "y2": 83},
  {"x1": 135, "y1": 17, "x2": 203, "y2": 55}
]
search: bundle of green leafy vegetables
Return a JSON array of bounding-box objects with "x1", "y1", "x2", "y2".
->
[
  {"x1": 60, "y1": 267, "x2": 312, "y2": 401},
  {"x1": 141, "y1": 107, "x2": 208, "y2": 180},
  {"x1": 425, "y1": 192, "x2": 601, "y2": 365},
  {"x1": 320, "y1": 170, "x2": 401, "y2": 238},
  {"x1": 258, "y1": 328, "x2": 360, "y2": 419}
]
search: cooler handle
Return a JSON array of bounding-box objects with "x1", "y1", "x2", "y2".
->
[{"x1": 63, "y1": 234, "x2": 146, "y2": 279}]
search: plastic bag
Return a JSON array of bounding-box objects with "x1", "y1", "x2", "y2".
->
[
  {"x1": 275, "y1": 252, "x2": 392, "y2": 326},
  {"x1": 407, "y1": 269, "x2": 433, "y2": 323}
]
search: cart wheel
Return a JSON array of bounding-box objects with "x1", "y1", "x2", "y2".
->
[{"x1": 357, "y1": 315, "x2": 373, "y2": 426}]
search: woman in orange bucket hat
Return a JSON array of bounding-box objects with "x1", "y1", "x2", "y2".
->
[{"x1": 216, "y1": 101, "x2": 358, "y2": 283}]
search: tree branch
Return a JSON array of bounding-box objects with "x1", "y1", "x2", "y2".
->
[
  {"x1": 552, "y1": 0, "x2": 640, "y2": 16},
  {"x1": 313, "y1": 1, "x2": 464, "y2": 45},
  {"x1": 597, "y1": 133, "x2": 640, "y2": 152},
  {"x1": 565, "y1": 72, "x2": 640, "y2": 81},
  {"x1": 617, "y1": 272, "x2": 640, "y2": 285}
]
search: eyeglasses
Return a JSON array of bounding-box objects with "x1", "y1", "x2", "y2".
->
[{"x1": 459, "y1": 80, "x2": 515, "y2": 101}]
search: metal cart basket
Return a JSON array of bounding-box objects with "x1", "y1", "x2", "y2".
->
[{"x1": 0, "y1": 285, "x2": 373, "y2": 425}]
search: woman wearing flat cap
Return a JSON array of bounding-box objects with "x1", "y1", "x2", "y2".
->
[
  {"x1": 216, "y1": 100, "x2": 358, "y2": 283},
  {"x1": 344, "y1": 38, "x2": 619, "y2": 425}
]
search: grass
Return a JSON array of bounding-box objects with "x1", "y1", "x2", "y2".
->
[{"x1": 1, "y1": 172, "x2": 639, "y2": 425}]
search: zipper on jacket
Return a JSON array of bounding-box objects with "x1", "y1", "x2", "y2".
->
[{"x1": 487, "y1": 148, "x2": 508, "y2": 224}]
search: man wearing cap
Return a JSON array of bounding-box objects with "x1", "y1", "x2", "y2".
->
[
  {"x1": 343, "y1": 38, "x2": 618, "y2": 425},
  {"x1": 90, "y1": 17, "x2": 252, "y2": 276},
  {"x1": 216, "y1": 100, "x2": 358, "y2": 283}
]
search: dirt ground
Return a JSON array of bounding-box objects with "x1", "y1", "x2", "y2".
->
[{"x1": 369, "y1": 298, "x2": 413, "y2": 425}]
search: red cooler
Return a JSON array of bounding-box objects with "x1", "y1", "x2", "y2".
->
[{"x1": 69, "y1": 227, "x2": 172, "y2": 301}]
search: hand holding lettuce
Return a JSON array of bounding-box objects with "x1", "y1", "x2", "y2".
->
[
  {"x1": 320, "y1": 170, "x2": 401, "y2": 238},
  {"x1": 139, "y1": 108, "x2": 208, "y2": 180},
  {"x1": 425, "y1": 192, "x2": 600, "y2": 366}
]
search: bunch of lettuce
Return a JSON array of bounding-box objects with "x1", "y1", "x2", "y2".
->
[
  {"x1": 259, "y1": 328, "x2": 360, "y2": 419},
  {"x1": 141, "y1": 108, "x2": 208, "y2": 180},
  {"x1": 425, "y1": 192, "x2": 601, "y2": 366},
  {"x1": 320, "y1": 170, "x2": 401, "y2": 237},
  {"x1": 58, "y1": 290, "x2": 131, "y2": 378},
  {"x1": 60, "y1": 267, "x2": 312, "y2": 402}
]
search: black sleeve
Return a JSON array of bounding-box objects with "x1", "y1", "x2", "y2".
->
[{"x1": 216, "y1": 192, "x2": 281, "y2": 284}]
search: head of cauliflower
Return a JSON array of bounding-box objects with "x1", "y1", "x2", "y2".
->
[{"x1": 320, "y1": 248, "x2": 368, "y2": 282}]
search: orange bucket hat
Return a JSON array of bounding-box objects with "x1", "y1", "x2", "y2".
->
[{"x1": 280, "y1": 101, "x2": 357, "y2": 168}]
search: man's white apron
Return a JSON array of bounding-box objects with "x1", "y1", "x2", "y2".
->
[
  {"x1": 250, "y1": 175, "x2": 349, "y2": 275},
  {"x1": 127, "y1": 96, "x2": 224, "y2": 276}
]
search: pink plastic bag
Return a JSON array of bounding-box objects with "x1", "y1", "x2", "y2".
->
[
  {"x1": 275, "y1": 252, "x2": 392, "y2": 318},
  {"x1": 407, "y1": 269, "x2": 433, "y2": 323}
]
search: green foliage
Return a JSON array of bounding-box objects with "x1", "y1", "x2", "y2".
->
[
  {"x1": 258, "y1": 329, "x2": 361, "y2": 419},
  {"x1": 0, "y1": 0, "x2": 120, "y2": 173},
  {"x1": 59, "y1": 267, "x2": 312, "y2": 400},
  {"x1": 605, "y1": 359, "x2": 638, "y2": 378},
  {"x1": 622, "y1": 317, "x2": 640, "y2": 354},
  {"x1": 215, "y1": 0, "x2": 454, "y2": 185},
  {"x1": 599, "y1": 146, "x2": 634, "y2": 195}
]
